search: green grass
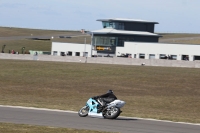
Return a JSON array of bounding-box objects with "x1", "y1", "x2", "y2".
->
[
  {"x1": 0, "y1": 59, "x2": 199, "y2": 123},
  {"x1": 0, "y1": 123, "x2": 113, "y2": 133}
]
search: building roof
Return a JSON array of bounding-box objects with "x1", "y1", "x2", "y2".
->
[
  {"x1": 91, "y1": 28, "x2": 161, "y2": 37},
  {"x1": 97, "y1": 18, "x2": 159, "y2": 24}
]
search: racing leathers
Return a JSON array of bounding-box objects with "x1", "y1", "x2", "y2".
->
[{"x1": 94, "y1": 92, "x2": 117, "y2": 107}]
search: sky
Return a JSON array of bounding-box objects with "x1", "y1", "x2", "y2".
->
[{"x1": 0, "y1": 0, "x2": 200, "y2": 33}]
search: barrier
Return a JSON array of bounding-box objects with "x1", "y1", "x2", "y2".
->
[{"x1": 0, "y1": 53, "x2": 199, "y2": 68}]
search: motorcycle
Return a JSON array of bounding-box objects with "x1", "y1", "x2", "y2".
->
[{"x1": 78, "y1": 97, "x2": 125, "y2": 119}]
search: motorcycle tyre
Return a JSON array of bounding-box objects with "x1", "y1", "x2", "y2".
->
[
  {"x1": 103, "y1": 107, "x2": 121, "y2": 119},
  {"x1": 78, "y1": 106, "x2": 89, "y2": 117}
]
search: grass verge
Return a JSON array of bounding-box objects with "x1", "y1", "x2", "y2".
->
[
  {"x1": 0, "y1": 59, "x2": 199, "y2": 123},
  {"x1": 0, "y1": 27, "x2": 80, "y2": 37},
  {"x1": 0, "y1": 123, "x2": 113, "y2": 133}
]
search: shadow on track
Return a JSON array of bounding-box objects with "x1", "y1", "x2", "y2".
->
[{"x1": 87, "y1": 116, "x2": 138, "y2": 121}]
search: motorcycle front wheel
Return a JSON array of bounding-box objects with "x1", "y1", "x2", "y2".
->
[
  {"x1": 103, "y1": 107, "x2": 121, "y2": 119},
  {"x1": 78, "y1": 106, "x2": 89, "y2": 117}
]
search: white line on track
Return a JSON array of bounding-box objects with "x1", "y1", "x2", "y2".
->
[
  {"x1": 0, "y1": 105, "x2": 199, "y2": 126},
  {"x1": 0, "y1": 105, "x2": 77, "y2": 113}
]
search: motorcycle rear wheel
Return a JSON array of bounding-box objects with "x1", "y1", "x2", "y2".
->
[
  {"x1": 103, "y1": 107, "x2": 120, "y2": 119},
  {"x1": 78, "y1": 106, "x2": 89, "y2": 117}
]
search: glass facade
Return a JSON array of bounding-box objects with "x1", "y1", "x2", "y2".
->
[
  {"x1": 102, "y1": 22, "x2": 124, "y2": 30},
  {"x1": 92, "y1": 36, "x2": 134, "y2": 47},
  {"x1": 92, "y1": 37, "x2": 117, "y2": 54},
  {"x1": 93, "y1": 37, "x2": 117, "y2": 46},
  {"x1": 117, "y1": 37, "x2": 134, "y2": 46}
]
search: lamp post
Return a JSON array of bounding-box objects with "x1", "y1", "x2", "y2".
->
[
  {"x1": 22, "y1": 47, "x2": 25, "y2": 54},
  {"x1": 84, "y1": 38, "x2": 86, "y2": 56},
  {"x1": 91, "y1": 33, "x2": 93, "y2": 57},
  {"x1": 2, "y1": 45, "x2": 6, "y2": 53}
]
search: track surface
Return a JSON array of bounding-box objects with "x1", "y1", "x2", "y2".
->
[{"x1": 0, "y1": 106, "x2": 199, "y2": 133}]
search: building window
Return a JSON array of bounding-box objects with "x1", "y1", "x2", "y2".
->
[
  {"x1": 182, "y1": 55, "x2": 189, "y2": 61},
  {"x1": 68, "y1": 51, "x2": 72, "y2": 56},
  {"x1": 83, "y1": 52, "x2": 88, "y2": 57},
  {"x1": 149, "y1": 54, "x2": 155, "y2": 59},
  {"x1": 75, "y1": 52, "x2": 80, "y2": 56},
  {"x1": 160, "y1": 54, "x2": 167, "y2": 59},
  {"x1": 139, "y1": 54, "x2": 145, "y2": 59},
  {"x1": 117, "y1": 37, "x2": 134, "y2": 47},
  {"x1": 102, "y1": 22, "x2": 124, "y2": 29},
  {"x1": 102, "y1": 22, "x2": 114, "y2": 28},
  {"x1": 118, "y1": 39, "x2": 124, "y2": 46},
  {"x1": 110, "y1": 39, "x2": 116, "y2": 46},
  {"x1": 93, "y1": 37, "x2": 116, "y2": 46},
  {"x1": 194, "y1": 55, "x2": 200, "y2": 61},
  {"x1": 118, "y1": 23, "x2": 124, "y2": 30},
  {"x1": 53, "y1": 51, "x2": 57, "y2": 56},
  {"x1": 60, "y1": 52, "x2": 65, "y2": 56},
  {"x1": 109, "y1": 22, "x2": 113, "y2": 27},
  {"x1": 171, "y1": 55, "x2": 177, "y2": 60}
]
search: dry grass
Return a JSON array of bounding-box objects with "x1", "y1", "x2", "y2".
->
[
  {"x1": 0, "y1": 40, "x2": 51, "y2": 53},
  {"x1": 0, "y1": 123, "x2": 113, "y2": 133},
  {"x1": 0, "y1": 59, "x2": 199, "y2": 123},
  {"x1": 0, "y1": 27, "x2": 80, "y2": 37},
  {"x1": 160, "y1": 38, "x2": 200, "y2": 44},
  {"x1": 53, "y1": 36, "x2": 91, "y2": 44},
  {"x1": 0, "y1": 27, "x2": 90, "y2": 53},
  {"x1": 0, "y1": 36, "x2": 91, "y2": 54},
  {"x1": 159, "y1": 33, "x2": 200, "y2": 44},
  {"x1": 159, "y1": 33, "x2": 200, "y2": 39},
  {"x1": 1, "y1": 27, "x2": 200, "y2": 123}
]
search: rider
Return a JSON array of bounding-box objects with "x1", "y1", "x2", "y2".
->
[{"x1": 93, "y1": 90, "x2": 117, "y2": 107}]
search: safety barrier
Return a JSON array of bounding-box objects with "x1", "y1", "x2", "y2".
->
[{"x1": 0, "y1": 53, "x2": 200, "y2": 68}]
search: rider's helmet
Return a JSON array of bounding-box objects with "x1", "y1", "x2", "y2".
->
[{"x1": 107, "y1": 90, "x2": 113, "y2": 94}]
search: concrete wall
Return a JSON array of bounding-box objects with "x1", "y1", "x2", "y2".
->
[
  {"x1": 1, "y1": 53, "x2": 200, "y2": 68},
  {"x1": 52, "y1": 42, "x2": 91, "y2": 57}
]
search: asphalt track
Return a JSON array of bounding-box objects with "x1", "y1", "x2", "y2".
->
[{"x1": 0, "y1": 106, "x2": 199, "y2": 133}]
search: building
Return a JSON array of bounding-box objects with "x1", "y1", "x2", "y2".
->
[
  {"x1": 91, "y1": 18, "x2": 161, "y2": 56},
  {"x1": 116, "y1": 42, "x2": 200, "y2": 61},
  {"x1": 51, "y1": 18, "x2": 200, "y2": 61},
  {"x1": 52, "y1": 42, "x2": 91, "y2": 57}
]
